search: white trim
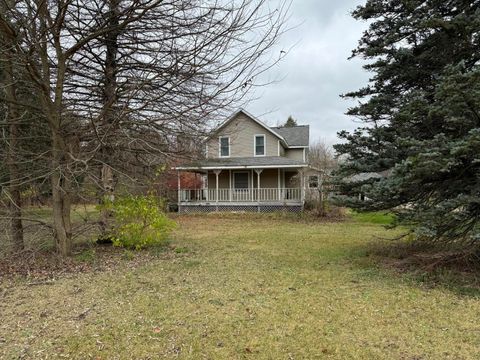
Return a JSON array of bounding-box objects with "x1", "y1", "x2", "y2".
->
[
  {"x1": 205, "y1": 171, "x2": 209, "y2": 201},
  {"x1": 229, "y1": 169, "x2": 232, "y2": 201},
  {"x1": 277, "y1": 168, "x2": 281, "y2": 200},
  {"x1": 218, "y1": 136, "x2": 230, "y2": 158},
  {"x1": 277, "y1": 140, "x2": 280, "y2": 156},
  {"x1": 254, "y1": 134, "x2": 266, "y2": 157},
  {"x1": 251, "y1": 169, "x2": 254, "y2": 200},
  {"x1": 303, "y1": 148, "x2": 306, "y2": 162},
  {"x1": 175, "y1": 164, "x2": 308, "y2": 170},
  {"x1": 255, "y1": 169, "x2": 262, "y2": 190},
  {"x1": 214, "y1": 169, "x2": 221, "y2": 204},
  {"x1": 288, "y1": 146, "x2": 309, "y2": 149},
  {"x1": 180, "y1": 202, "x2": 302, "y2": 206}
]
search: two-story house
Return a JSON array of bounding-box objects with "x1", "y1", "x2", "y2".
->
[{"x1": 174, "y1": 109, "x2": 316, "y2": 212}]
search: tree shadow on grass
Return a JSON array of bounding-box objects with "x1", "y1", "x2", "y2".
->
[{"x1": 348, "y1": 239, "x2": 480, "y2": 298}]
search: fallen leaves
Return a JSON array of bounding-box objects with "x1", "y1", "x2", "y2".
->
[{"x1": 0, "y1": 244, "x2": 177, "y2": 281}]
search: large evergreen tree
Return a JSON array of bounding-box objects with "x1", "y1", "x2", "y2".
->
[
  {"x1": 335, "y1": 1, "x2": 480, "y2": 248},
  {"x1": 284, "y1": 115, "x2": 298, "y2": 127}
]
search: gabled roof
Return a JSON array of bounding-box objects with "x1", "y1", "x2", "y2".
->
[
  {"x1": 270, "y1": 125, "x2": 309, "y2": 147},
  {"x1": 210, "y1": 109, "x2": 310, "y2": 148},
  {"x1": 212, "y1": 109, "x2": 287, "y2": 145}
]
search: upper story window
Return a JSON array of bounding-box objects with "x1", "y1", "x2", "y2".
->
[
  {"x1": 255, "y1": 135, "x2": 265, "y2": 156},
  {"x1": 219, "y1": 136, "x2": 230, "y2": 157}
]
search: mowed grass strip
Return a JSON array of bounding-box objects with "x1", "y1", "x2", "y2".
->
[{"x1": 1, "y1": 215, "x2": 480, "y2": 359}]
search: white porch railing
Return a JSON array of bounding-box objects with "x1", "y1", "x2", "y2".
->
[{"x1": 179, "y1": 188, "x2": 302, "y2": 203}]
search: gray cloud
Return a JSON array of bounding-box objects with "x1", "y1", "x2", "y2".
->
[{"x1": 249, "y1": 0, "x2": 369, "y2": 147}]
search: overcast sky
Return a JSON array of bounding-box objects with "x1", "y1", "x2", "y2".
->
[{"x1": 249, "y1": 0, "x2": 369, "y2": 146}]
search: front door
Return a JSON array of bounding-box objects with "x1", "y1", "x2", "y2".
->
[{"x1": 233, "y1": 172, "x2": 249, "y2": 201}]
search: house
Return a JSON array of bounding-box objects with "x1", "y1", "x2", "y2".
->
[
  {"x1": 343, "y1": 170, "x2": 391, "y2": 201},
  {"x1": 174, "y1": 109, "x2": 319, "y2": 213}
]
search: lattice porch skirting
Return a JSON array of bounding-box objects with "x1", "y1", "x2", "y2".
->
[{"x1": 179, "y1": 204, "x2": 303, "y2": 213}]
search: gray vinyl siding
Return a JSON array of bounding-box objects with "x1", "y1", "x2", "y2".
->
[
  {"x1": 207, "y1": 113, "x2": 279, "y2": 158},
  {"x1": 207, "y1": 169, "x2": 286, "y2": 190},
  {"x1": 284, "y1": 148, "x2": 305, "y2": 162},
  {"x1": 257, "y1": 169, "x2": 278, "y2": 188},
  {"x1": 208, "y1": 171, "x2": 230, "y2": 188}
]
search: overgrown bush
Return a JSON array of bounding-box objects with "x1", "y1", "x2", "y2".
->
[
  {"x1": 303, "y1": 198, "x2": 348, "y2": 219},
  {"x1": 103, "y1": 195, "x2": 176, "y2": 250}
]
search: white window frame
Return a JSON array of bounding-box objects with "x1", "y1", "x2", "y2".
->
[
  {"x1": 219, "y1": 136, "x2": 230, "y2": 158},
  {"x1": 254, "y1": 134, "x2": 266, "y2": 157}
]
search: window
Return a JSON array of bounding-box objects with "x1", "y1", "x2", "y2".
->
[
  {"x1": 255, "y1": 135, "x2": 265, "y2": 156},
  {"x1": 219, "y1": 136, "x2": 229, "y2": 157},
  {"x1": 234, "y1": 172, "x2": 249, "y2": 189},
  {"x1": 308, "y1": 175, "x2": 319, "y2": 188}
]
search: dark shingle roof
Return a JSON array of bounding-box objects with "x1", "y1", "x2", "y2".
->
[
  {"x1": 345, "y1": 170, "x2": 392, "y2": 183},
  {"x1": 270, "y1": 125, "x2": 309, "y2": 147},
  {"x1": 176, "y1": 156, "x2": 307, "y2": 169}
]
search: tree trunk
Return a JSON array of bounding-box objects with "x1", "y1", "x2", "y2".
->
[
  {"x1": 51, "y1": 131, "x2": 72, "y2": 256},
  {"x1": 2, "y1": 29, "x2": 24, "y2": 251},
  {"x1": 99, "y1": 0, "x2": 120, "y2": 236},
  {"x1": 99, "y1": 164, "x2": 114, "y2": 235},
  {"x1": 8, "y1": 135, "x2": 23, "y2": 252}
]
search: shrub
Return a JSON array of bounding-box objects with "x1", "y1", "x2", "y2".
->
[
  {"x1": 304, "y1": 199, "x2": 346, "y2": 218},
  {"x1": 105, "y1": 195, "x2": 176, "y2": 250}
]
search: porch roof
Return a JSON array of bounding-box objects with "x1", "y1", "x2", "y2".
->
[{"x1": 174, "y1": 156, "x2": 308, "y2": 171}]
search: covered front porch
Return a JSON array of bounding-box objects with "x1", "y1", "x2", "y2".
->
[{"x1": 175, "y1": 163, "x2": 308, "y2": 212}]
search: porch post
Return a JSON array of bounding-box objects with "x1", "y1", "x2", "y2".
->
[
  {"x1": 205, "y1": 171, "x2": 209, "y2": 201},
  {"x1": 229, "y1": 169, "x2": 232, "y2": 202},
  {"x1": 299, "y1": 169, "x2": 305, "y2": 204},
  {"x1": 177, "y1": 171, "x2": 181, "y2": 204},
  {"x1": 194, "y1": 173, "x2": 197, "y2": 200},
  {"x1": 213, "y1": 169, "x2": 221, "y2": 204},
  {"x1": 251, "y1": 169, "x2": 253, "y2": 201},
  {"x1": 254, "y1": 169, "x2": 263, "y2": 202},
  {"x1": 277, "y1": 168, "x2": 281, "y2": 201}
]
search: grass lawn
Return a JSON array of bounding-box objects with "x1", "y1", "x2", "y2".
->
[{"x1": 1, "y1": 213, "x2": 480, "y2": 359}]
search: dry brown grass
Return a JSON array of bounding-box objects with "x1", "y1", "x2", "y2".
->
[{"x1": 1, "y1": 214, "x2": 480, "y2": 359}]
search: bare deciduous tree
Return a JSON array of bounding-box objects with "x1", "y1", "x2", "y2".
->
[
  {"x1": 309, "y1": 139, "x2": 337, "y2": 174},
  {"x1": 1, "y1": 1, "x2": 24, "y2": 251},
  {"x1": 0, "y1": 0, "x2": 290, "y2": 256},
  {"x1": 308, "y1": 139, "x2": 338, "y2": 216}
]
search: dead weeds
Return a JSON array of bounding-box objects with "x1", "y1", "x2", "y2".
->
[{"x1": 0, "y1": 242, "x2": 181, "y2": 281}]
